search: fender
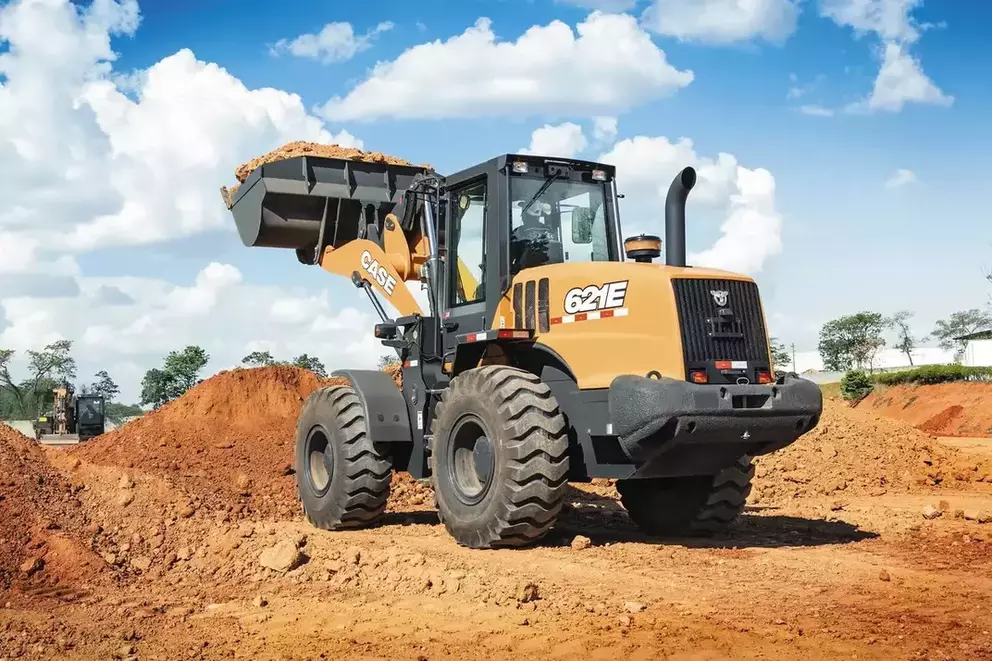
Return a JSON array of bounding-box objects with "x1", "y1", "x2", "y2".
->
[{"x1": 330, "y1": 369, "x2": 413, "y2": 444}]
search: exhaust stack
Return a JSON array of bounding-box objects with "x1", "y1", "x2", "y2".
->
[{"x1": 665, "y1": 166, "x2": 696, "y2": 267}]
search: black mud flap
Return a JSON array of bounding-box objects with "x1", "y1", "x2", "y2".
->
[{"x1": 331, "y1": 369, "x2": 413, "y2": 444}]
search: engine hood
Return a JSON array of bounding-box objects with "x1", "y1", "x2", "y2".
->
[{"x1": 492, "y1": 261, "x2": 764, "y2": 389}]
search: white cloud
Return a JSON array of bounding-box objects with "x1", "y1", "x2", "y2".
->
[
  {"x1": 856, "y1": 41, "x2": 953, "y2": 112},
  {"x1": 819, "y1": 0, "x2": 922, "y2": 43},
  {"x1": 520, "y1": 122, "x2": 588, "y2": 158},
  {"x1": 641, "y1": 0, "x2": 800, "y2": 44},
  {"x1": 0, "y1": 0, "x2": 389, "y2": 399},
  {"x1": 884, "y1": 168, "x2": 917, "y2": 189},
  {"x1": 0, "y1": 263, "x2": 386, "y2": 402},
  {"x1": 599, "y1": 135, "x2": 783, "y2": 275},
  {"x1": 819, "y1": 0, "x2": 952, "y2": 113},
  {"x1": 0, "y1": 0, "x2": 361, "y2": 268},
  {"x1": 268, "y1": 21, "x2": 394, "y2": 64},
  {"x1": 799, "y1": 104, "x2": 835, "y2": 117},
  {"x1": 316, "y1": 12, "x2": 693, "y2": 121},
  {"x1": 592, "y1": 116, "x2": 618, "y2": 143}
]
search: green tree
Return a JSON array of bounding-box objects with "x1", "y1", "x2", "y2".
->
[
  {"x1": 886, "y1": 310, "x2": 923, "y2": 366},
  {"x1": 242, "y1": 351, "x2": 277, "y2": 367},
  {"x1": 769, "y1": 337, "x2": 791, "y2": 369},
  {"x1": 931, "y1": 309, "x2": 992, "y2": 360},
  {"x1": 0, "y1": 340, "x2": 77, "y2": 417},
  {"x1": 164, "y1": 346, "x2": 209, "y2": 393},
  {"x1": 818, "y1": 312, "x2": 887, "y2": 373},
  {"x1": 105, "y1": 402, "x2": 145, "y2": 425},
  {"x1": 90, "y1": 370, "x2": 120, "y2": 402},
  {"x1": 140, "y1": 346, "x2": 210, "y2": 409},
  {"x1": 291, "y1": 354, "x2": 327, "y2": 378},
  {"x1": 140, "y1": 368, "x2": 172, "y2": 409},
  {"x1": 840, "y1": 369, "x2": 873, "y2": 402}
]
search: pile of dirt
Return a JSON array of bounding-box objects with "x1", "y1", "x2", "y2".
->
[
  {"x1": 221, "y1": 141, "x2": 431, "y2": 206},
  {"x1": 860, "y1": 383, "x2": 992, "y2": 438},
  {"x1": 233, "y1": 141, "x2": 422, "y2": 183},
  {"x1": 751, "y1": 399, "x2": 992, "y2": 505},
  {"x1": 73, "y1": 367, "x2": 348, "y2": 520},
  {"x1": 0, "y1": 424, "x2": 96, "y2": 590},
  {"x1": 384, "y1": 362, "x2": 402, "y2": 389}
]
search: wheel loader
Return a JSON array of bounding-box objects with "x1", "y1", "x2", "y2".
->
[
  {"x1": 224, "y1": 151, "x2": 822, "y2": 549},
  {"x1": 33, "y1": 382, "x2": 106, "y2": 445}
]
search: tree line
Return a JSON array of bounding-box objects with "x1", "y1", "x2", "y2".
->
[
  {"x1": 771, "y1": 307, "x2": 992, "y2": 375},
  {"x1": 1, "y1": 339, "x2": 371, "y2": 421},
  {"x1": 0, "y1": 340, "x2": 141, "y2": 423},
  {"x1": 139, "y1": 347, "x2": 331, "y2": 410}
]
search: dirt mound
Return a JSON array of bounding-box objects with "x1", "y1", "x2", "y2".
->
[
  {"x1": 861, "y1": 383, "x2": 992, "y2": 437},
  {"x1": 74, "y1": 367, "x2": 347, "y2": 520},
  {"x1": 0, "y1": 424, "x2": 96, "y2": 590},
  {"x1": 920, "y1": 405, "x2": 965, "y2": 434},
  {"x1": 752, "y1": 399, "x2": 992, "y2": 505},
  {"x1": 233, "y1": 141, "x2": 422, "y2": 183}
]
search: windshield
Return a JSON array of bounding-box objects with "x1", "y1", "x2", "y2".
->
[
  {"x1": 509, "y1": 176, "x2": 612, "y2": 275},
  {"x1": 77, "y1": 398, "x2": 103, "y2": 424}
]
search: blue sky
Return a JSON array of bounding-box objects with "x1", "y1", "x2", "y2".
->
[{"x1": 1, "y1": 0, "x2": 990, "y2": 402}]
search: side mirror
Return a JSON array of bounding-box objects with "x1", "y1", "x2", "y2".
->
[{"x1": 571, "y1": 208, "x2": 593, "y2": 244}]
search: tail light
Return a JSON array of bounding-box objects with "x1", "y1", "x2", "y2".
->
[
  {"x1": 690, "y1": 370, "x2": 708, "y2": 384},
  {"x1": 757, "y1": 370, "x2": 772, "y2": 384}
]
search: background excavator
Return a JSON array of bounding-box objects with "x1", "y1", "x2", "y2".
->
[
  {"x1": 225, "y1": 150, "x2": 823, "y2": 549},
  {"x1": 33, "y1": 382, "x2": 106, "y2": 445}
]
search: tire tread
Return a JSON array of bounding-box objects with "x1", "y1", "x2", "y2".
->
[
  {"x1": 431, "y1": 365, "x2": 569, "y2": 549},
  {"x1": 618, "y1": 456, "x2": 754, "y2": 536},
  {"x1": 296, "y1": 385, "x2": 392, "y2": 531}
]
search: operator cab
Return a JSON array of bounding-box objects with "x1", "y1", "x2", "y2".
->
[
  {"x1": 440, "y1": 154, "x2": 624, "y2": 312},
  {"x1": 432, "y1": 154, "x2": 627, "y2": 379}
]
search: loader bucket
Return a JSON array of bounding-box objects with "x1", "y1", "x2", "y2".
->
[{"x1": 226, "y1": 155, "x2": 433, "y2": 252}]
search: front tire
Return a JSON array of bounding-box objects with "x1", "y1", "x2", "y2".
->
[
  {"x1": 617, "y1": 456, "x2": 755, "y2": 536},
  {"x1": 295, "y1": 385, "x2": 393, "y2": 530},
  {"x1": 430, "y1": 366, "x2": 569, "y2": 549}
]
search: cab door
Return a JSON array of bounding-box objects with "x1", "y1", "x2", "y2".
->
[{"x1": 441, "y1": 176, "x2": 490, "y2": 356}]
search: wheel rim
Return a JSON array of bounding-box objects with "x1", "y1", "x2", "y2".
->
[
  {"x1": 305, "y1": 427, "x2": 332, "y2": 496},
  {"x1": 448, "y1": 414, "x2": 495, "y2": 506}
]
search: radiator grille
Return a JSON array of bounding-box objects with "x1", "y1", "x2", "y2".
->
[
  {"x1": 512, "y1": 278, "x2": 550, "y2": 332},
  {"x1": 672, "y1": 278, "x2": 769, "y2": 365}
]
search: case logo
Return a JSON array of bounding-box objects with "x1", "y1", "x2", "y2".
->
[
  {"x1": 361, "y1": 250, "x2": 397, "y2": 296},
  {"x1": 564, "y1": 280, "x2": 628, "y2": 315},
  {"x1": 710, "y1": 290, "x2": 729, "y2": 306}
]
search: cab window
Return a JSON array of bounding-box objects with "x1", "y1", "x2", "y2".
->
[{"x1": 448, "y1": 181, "x2": 487, "y2": 306}]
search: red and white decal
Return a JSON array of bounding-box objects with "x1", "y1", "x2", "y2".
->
[
  {"x1": 462, "y1": 329, "x2": 533, "y2": 343},
  {"x1": 551, "y1": 307, "x2": 629, "y2": 325},
  {"x1": 563, "y1": 280, "x2": 628, "y2": 315}
]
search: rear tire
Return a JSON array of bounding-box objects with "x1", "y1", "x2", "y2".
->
[
  {"x1": 295, "y1": 385, "x2": 393, "y2": 530},
  {"x1": 430, "y1": 366, "x2": 569, "y2": 549},
  {"x1": 617, "y1": 456, "x2": 754, "y2": 536}
]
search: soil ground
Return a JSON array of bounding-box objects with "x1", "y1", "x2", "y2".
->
[
  {"x1": 2, "y1": 369, "x2": 992, "y2": 661},
  {"x1": 860, "y1": 382, "x2": 992, "y2": 438}
]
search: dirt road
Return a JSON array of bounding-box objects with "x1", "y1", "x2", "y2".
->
[{"x1": 3, "y1": 369, "x2": 992, "y2": 661}]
